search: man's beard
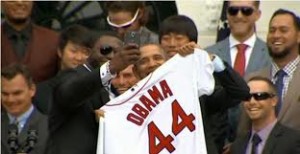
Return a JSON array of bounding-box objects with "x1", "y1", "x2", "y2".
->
[{"x1": 268, "y1": 46, "x2": 291, "y2": 59}]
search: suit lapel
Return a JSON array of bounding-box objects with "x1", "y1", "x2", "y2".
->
[
  {"x1": 1, "y1": 112, "x2": 11, "y2": 152},
  {"x1": 234, "y1": 131, "x2": 251, "y2": 154},
  {"x1": 262, "y1": 123, "x2": 283, "y2": 154},
  {"x1": 278, "y1": 62, "x2": 300, "y2": 119},
  {"x1": 246, "y1": 38, "x2": 268, "y2": 74},
  {"x1": 18, "y1": 108, "x2": 39, "y2": 144},
  {"x1": 217, "y1": 38, "x2": 232, "y2": 65}
]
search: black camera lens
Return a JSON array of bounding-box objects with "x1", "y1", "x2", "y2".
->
[{"x1": 100, "y1": 45, "x2": 113, "y2": 55}]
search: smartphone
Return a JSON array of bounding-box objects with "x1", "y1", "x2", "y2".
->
[{"x1": 124, "y1": 31, "x2": 140, "y2": 46}]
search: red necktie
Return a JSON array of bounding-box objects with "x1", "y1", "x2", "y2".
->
[{"x1": 234, "y1": 44, "x2": 247, "y2": 76}]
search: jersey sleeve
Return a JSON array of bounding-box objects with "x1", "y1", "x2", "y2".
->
[{"x1": 194, "y1": 48, "x2": 215, "y2": 96}]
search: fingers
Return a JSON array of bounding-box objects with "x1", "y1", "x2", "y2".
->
[
  {"x1": 95, "y1": 109, "x2": 105, "y2": 122},
  {"x1": 222, "y1": 143, "x2": 231, "y2": 154},
  {"x1": 123, "y1": 44, "x2": 139, "y2": 50},
  {"x1": 110, "y1": 45, "x2": 140, "y2": 73},
  {"x1": 120, "y1": 48, "x2": 140, "y2": 64},
  {"x1": 177, "y1": 42, "x2": 198, "y2": 57},
  {"x1": 208, "y1": 53, "x2": 216, "y2": 61}
]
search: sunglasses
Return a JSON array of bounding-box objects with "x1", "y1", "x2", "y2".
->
[
  {"x1": 107, "y1": 9, "x2": 140, "y2": 30},
  {"x1": 227, "y1": 6, "x2": 255, "y2": 16},
  {"x1": 246, "y1": 92, "x2": 275, "y2": 101},
  {"x1": 100, "y1": 45, "x2": 113, "y2": 55}
]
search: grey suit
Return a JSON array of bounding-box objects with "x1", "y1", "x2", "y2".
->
[
  {"x1": 205, "y1": 37, "x2": 271, "y2": 145},
  {"x1": 206, "y1": 37, "x2": 271, "y2": 74},
  {"x1": 239, "y1": 61, "x2": 300, "y2": 134},
  {"x1": 231, "y1": 123, "x2": 300, "y2": 154},
  {"x1": 1, "y1": 107, "x2": 48, "y2": 154}
]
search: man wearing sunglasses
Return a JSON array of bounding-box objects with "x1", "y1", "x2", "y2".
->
[
  {"x1": 105, "y1": 1, "x2": 159, "y2": 45},
  {"x1": 239, "y1": 9, "x2": 300, "y2": 136},
  {"x1": 206, "y1": 0, "x2": 272, "y2": 146},
  {"x1": 231, "y1": 76, "x2": 300, "y2": 154}
]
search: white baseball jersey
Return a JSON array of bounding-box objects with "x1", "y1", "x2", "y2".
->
[{"x1": 100, "y1": 49, "x2": 215, "y2": 154}]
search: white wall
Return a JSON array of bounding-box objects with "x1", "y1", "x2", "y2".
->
[{"x1": 176, "y1": 0, "x2": 300, "y2": 48}]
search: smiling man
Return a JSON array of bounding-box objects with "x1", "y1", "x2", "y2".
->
[
  {"x1": 206, "y1": 0, "x2": 272, "y2": 146},
  {"x1": 239, "y1": 9, "x2": 300, "y2": 135},
  {"x1": 133, "y1": 44, "x2": 167, "y2": 79},
  {"x1": 111, "y1": 65, "x2": 138, "y2": 95},
  {"x1": 1, "y1": 64, "x2": 48, "y2": 154},
  {"x1": 231, "y1": 76, "x2": 300, "y2": 154},
  {"x1": 1, "y1": 1, "x2": 59, "y2": 83}
]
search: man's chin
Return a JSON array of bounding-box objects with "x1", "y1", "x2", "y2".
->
[
  {"x1": 117, "y1": 89, "x2": 128, "y2": 94},
  {"x1": 9, "y1": 18, "x2": 28, "y2": 25}
]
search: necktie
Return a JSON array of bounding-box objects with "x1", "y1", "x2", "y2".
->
[
  {"x1": 13, "y1": 33, "x2": 26, "y2": 58},
  {"x1": 251, "y1": 133, "x2": 262, "y2": 154},
  {"x1": 234, "y1": 44, "x2": 248, "y2": 76},
  {"x1": 12, "y1": 118, "x2": 20, "y2": 133},
  {"x1": 275, "y1": 69, "x2": 286, "y2": 115}
]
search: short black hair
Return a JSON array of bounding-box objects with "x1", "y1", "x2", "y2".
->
[
  {"x1": 270, "y1": 9, "x2": 300, "y2": 31},
  {"x1": 248, "y1": 76, "x2": 277, "y2": 95},
  {"x1": 1, "y1": 63, "x2": 34, "y2": 86},
  {"x1": 159, "y1": 15, "x2": 198, "y2": 43},
  {"x1": 58, "y1": 24, "x2": 93, "y2": 52}
]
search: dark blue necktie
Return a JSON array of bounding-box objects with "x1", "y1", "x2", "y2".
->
[
  {"x1": 275, "y1": 70, "x2": 286, "y2": 115},
  {"x1": 251, "y1": 133, "x2": 262, "y2": 154}
]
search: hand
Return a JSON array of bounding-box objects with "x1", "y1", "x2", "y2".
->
[
  {"x1": 222, "y1": 143, "x2": 232, "y2": 154},
  {"x1": 208, "y1": 53, "x2": 216, "y2": 61},
  {"x1": 95, "y1": 109, "x2": 105, "y2": 122},
  {"x1": 177, "y1": 42, "x2": 201, "y2": 57},
  {"x1": 109, "y1": 44, "x2": 140, "y2": 74}
]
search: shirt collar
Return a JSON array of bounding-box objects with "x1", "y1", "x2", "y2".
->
[
  {"x1": 8, "y1": 105, "x2": 34, "y2": 126},
  {"x1": 271, "y1": 56, "x2": 300, "y2": 78},
  {"x1": 3, "y1": 21, "x2": 32, "y2": 40},
  {"x1": 229, "y1": 33, "x2": 256, "y2": 49},
  {"x1": 251, "y1": 120, "x2": 277, "y2": 142}
]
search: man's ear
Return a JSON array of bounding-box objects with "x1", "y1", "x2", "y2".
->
[
  {"x1": 29, "y1": 83, "x2": 36, "y2": 98},
  {"x1": 57, "y1": 49, "x2": 62, "y2": 58},
  {"x1": 271, "y1": 96, "x2": 278, "y2": 107}
]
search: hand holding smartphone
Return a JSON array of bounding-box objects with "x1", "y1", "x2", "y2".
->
[{"x1": 124, "y1": 31, "x2": 140, "y2": 47}]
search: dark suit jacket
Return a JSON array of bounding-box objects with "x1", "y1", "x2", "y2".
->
[
  {"x1": 239, "y1": 62, "x2": 300, "y2": 136},
  {"x1": 1, "y1": 23, "x2": 59, "y2": 83},
  {"x1": 201, "y1": 62, "x2": 250, "y2": 154},
  {"x1": 47, "y1": 65, "x2": 109, "y2": 154},
  {"x1": 231, "y1": 123, "x2": 300, "y2": 154},
  {"x1": 34, "y1": 76, "x2": 58, "y2": 114},
  {"x1": 1, "y1": 107, "x2": 48, "y2": 154}
]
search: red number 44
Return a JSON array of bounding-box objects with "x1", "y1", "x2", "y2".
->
[{"x1": 148, "y1": 100, "x2": 195, "y2": 154}]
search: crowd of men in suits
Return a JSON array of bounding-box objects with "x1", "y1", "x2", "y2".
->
[{"x1": 1, "y1": 1, "x2": 300, "y2": 154}]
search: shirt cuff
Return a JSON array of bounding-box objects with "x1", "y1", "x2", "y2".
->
[
  {"x1": 100, "y1": 61, "x2": 117, "y2": 87},
  {"x1": 212, "y1": 55, "x2": 226, "y2": 72}
]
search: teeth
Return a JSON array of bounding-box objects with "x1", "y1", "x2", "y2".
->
[
  {"x1": 249, "y1": 108, "x2": 259, "y2": 111},
  {"x1": 274, "y1": 42, "x2": 282, "y2": 45}
]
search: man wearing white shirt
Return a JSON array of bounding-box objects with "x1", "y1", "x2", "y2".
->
[{"x1": 206, "y1": 1, "x2": 272, "y2": 149}]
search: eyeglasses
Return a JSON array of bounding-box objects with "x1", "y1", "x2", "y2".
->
[
  {"x1": 246, "y1": 92, "x2": 275, "y2": 101},
  {"x1": 107, "y1": 9, "x2": 140, "y2": 30},
  {"x1": 227, "y1": 6, "x2": 255, "y2": 16}
]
